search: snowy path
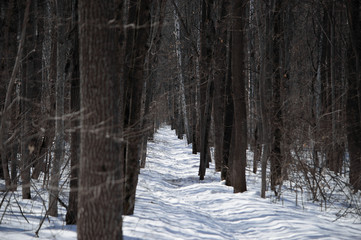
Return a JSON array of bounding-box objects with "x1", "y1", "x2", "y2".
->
[{"x1": 123, "y1": 126, "x2": 361, "y2": 240}]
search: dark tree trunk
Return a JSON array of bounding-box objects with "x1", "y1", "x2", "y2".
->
[
  {"x1": 48, "y1": 0, "x2": 70, "y2": 217},
  {"x1": 221, "y1": 30, "x2": 233, "y2": 182},
  {"x1": 270, "y1": 0, "x2": 283, "y2": 192},
  {"x1": 231, "y1": 0, "x2": 247, "y2": 193},
  {"x1": 32, "y1": 0, "x2": 56, "y2": 181},
  {"x1": 77, "y1": 1, "x2": 124, "y2": 239},
  {"x1": 0, "y1": 0, "x2": 20, "y2": 191},
  {"x1": 199, "y1": 0, "x2": 214, "y2": 168},
  {"x1": 346, "y1": 0, "x2": 361, "y2": 191},
  {"x1": 29, "y1": 0, "x2": 45, "y2": 181},
  {"x1": 123, "y1": 0, "x2": 151, "y2": 216},
  {"x1": 255, "y1": 0, "x2": 272, "y2": 198},
  {"x1": 140, "y1": 0, "x2": 167, "y2": 169},
  {"x1": 66, "y1": 0, "x2": 80, "y2": 225},
  {"x1": 199, "y1": 79, "x2": 214, "y2": 180},
  {"x1": 346, "y1": 59, "x2": 361, "y2": 191},
  {"x1": 21, "y1": 0, "x2": 42, "y2": 199},
  {"x1": 212, "y1": 0, "x2": 229, "y2": 172}
]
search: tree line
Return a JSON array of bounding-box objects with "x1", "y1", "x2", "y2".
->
[{"x1": 1, "y1": 0, "x2": 361, "y2": 239}]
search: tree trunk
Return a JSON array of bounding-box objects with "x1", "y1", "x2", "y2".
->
[
  {"x1": 123, "y1": 0, "x2": 151, "y2": 216},
  {"x1": 231, "y1": 0, "x2": 247, "y2": 193},
  {"x1": 221, "y1": 30, "x2": 233, "y2": 182},
  {"x1": 140, "y1": 0, "x2": 167, "y2": 168},
  {"x1": 66, "y1": 0, "x2": 80, "y2": 224},
  {"x1": 199, "y1": 78, "x2": 214, "y2": 180},
  {"x1": 346, "y1": 47, "x2": 361, "y2": 191},
  {"x1": 173, "y1": 1, "x2": 190, "y2": 142},
  {"x1": 213, "y1": 0, "x2": 229, "y2": 172},
  {"x1": 199, "y1": 0, "x2": 214, "y2": 166},
  {"x1": 255, "y1": 0, "x2": 271, "y2": 198},
  {"x1": 21, "y1": 0, "x2": 41, "y2": 199},
  {"x1": 270, "y1": 0, "x2": 283, "y2": 192},
  {"x1": 48, "y1": 0, "x2": 70, "y2": 217},
  {"x1": 77, "y1": 1, "x2": 124, "y2": 239},
  {"x1": 346, "y1": 0, "x2": 361, "y2": 191},
  {"x1": 0, "y1": 0, "x2": 23, "y2": 191}
]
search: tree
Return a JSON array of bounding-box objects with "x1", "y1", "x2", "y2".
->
[
  {"x1": 77, "y1": 0, "x2": 124, "y2": 238},
  {"x1": 123, "y1": 0, "x2": 151, "y2": 216},
  {"x1": 270, "y1": 0, "x2": 283, "y2": 193},
  {"x1": 199, "y1": 0, "x2": 215, "y2": 180},
  {"x1": 66, "y1": 0, "x2": 80, "y2": 224},
  {"x1": 173, "y1": 0, "x2": 190, "y2": 143},
  {"x1": 231, "y1": 0, "x2": 247, "y2": 193},
  {"x1": 0, "y1": 0, "x2": 26, "y2": 191},
  {"x1": 139, "y1": 0, "x2": 167, "y2": 168},
  {"x1": 221, "y1": 29, "x2": 234, "y2": 184},
  {"x1": 346, "y1": 0, "x2": 361, "y2": 191},
  {"x1": 20, "y1": 0, "x2": 42, "y2": 199},
  {"x1": 48, "y1": 0, "x2": 71, "y2": 217}
]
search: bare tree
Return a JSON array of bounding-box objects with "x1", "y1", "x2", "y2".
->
[
  {"x1": 123, "y1": 0, "x2": 152, "y2": 216},
  {"x1": 66, "y1": 0, "x2": 80, "y2": 224},
  {"x1": 231, "y1": 0, "x2": 247, "y2": 193},
  {"x1": 48, "y1": 0, "x2": 71, "y2": 217}
]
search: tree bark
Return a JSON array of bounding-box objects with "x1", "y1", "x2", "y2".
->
[
  {"x1": 199, "y1": 78, "x2": 214, "y2": 180},
  {"x1": 66, "y1": 0, "x2": 80, "y2": 224},
  {"x1": 199, "y1": 0, "x2": 215, "y2": 179},
  {"x1": 173, "y1": 1, "x2": 190, "y2": 142},
  {"x1": 346, "y1": 0, "x2": 361, "y2": 191},
  {"x1": 213, "y1": 0, "x2": 229, "y2": 172},
  {"x1": 0, "y1": 0, "x2": 24, "y2": 191},
  {"x1": 231, "y1": 0, "x2": 247, "y2": 193},
  {"x1": 140, "y1": 0, "x2": 167, "y2": 168},
  {"x1": 123, "y1": 0, "x2": 151, "y2": 216},
  {"x1": 48, "y1": 0, "x2": 70, "y2": 217},
  {"x1": 21, "y1": 0, "x2": 41, "y2": 199},
  {"x1": 78, "y1": 1, "x2": 124, "y2": 239},
  {"x1": 270, "y1": 0, "x2": 283, "y2": 192},
  {"x1": 255, "y1": 0, "x2": 272, "y2": 198}
]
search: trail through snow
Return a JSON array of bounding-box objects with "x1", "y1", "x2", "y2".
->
[
  {"x1": 123, "y1": 126, "x2": 361, "y2": 240},
  {"x1": 1, "y1": 125, "x2": 360, "y2": 239}
]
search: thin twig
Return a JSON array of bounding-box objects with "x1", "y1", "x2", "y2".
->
[
  {"x1": 13, "y1": 194, "x2": 29, "y2": 224},
  {"x1": 0, "y1": 191, "x2": 13, "y2": 224}
]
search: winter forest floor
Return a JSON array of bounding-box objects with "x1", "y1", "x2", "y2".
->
[{"x1": 1, "y1": 125, "x2": 361, "y2": 239}]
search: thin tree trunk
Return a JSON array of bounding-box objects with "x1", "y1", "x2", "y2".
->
[
  {"x1": 140, "y1": 0, "x2": 167, "y2": 168},
  {"x1": 255, "y1": 0, "x2": 271, "y2": 198},
  {"x1": 199, "y1": 0, "x2": 215, "y2": 179},
  {"x1": 48, "y1": 0, "x2": 70, "y2": 217},
  {"x1": 199, "y1": 78, "x2": 214, "y2": 180},
  {"x1": 66, "y1": 0, "x2": 80, "y2": 224},
  {"x1": 173, "y1": 2, "x2": 190, "y2": 142},
  {"x1": 221, "y1": 30, "x2": 233, "y2": 182},
  {"x1": 21, "y1": 0, "x2": 40, "y2": 200},
  {"x1": 123, "y1": 0, "x2": 151, "y2": 216}
]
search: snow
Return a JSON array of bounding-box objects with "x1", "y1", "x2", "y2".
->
[
  {"x1": 123, "y1": 126, "x2": 361, "y2": 239},
  {"x1": 1, "y1": 125, "x2": 361, "y2": 239}
]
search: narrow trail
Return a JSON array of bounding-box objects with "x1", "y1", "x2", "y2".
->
[{"x1": 123, "y1": 126, "x2": 361, "y2": 240}]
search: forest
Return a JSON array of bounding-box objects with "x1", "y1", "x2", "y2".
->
[{"x1": 0, "y1": 0, "x2": 361, "y2": 239}]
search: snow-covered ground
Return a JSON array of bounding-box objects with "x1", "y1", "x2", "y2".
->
[
  {"x1": 123, "y1": 126, "x2": 361, "y2": 239},
  {"x1": 1, "y1": 125, "x2": 360, "y2": 239}
]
